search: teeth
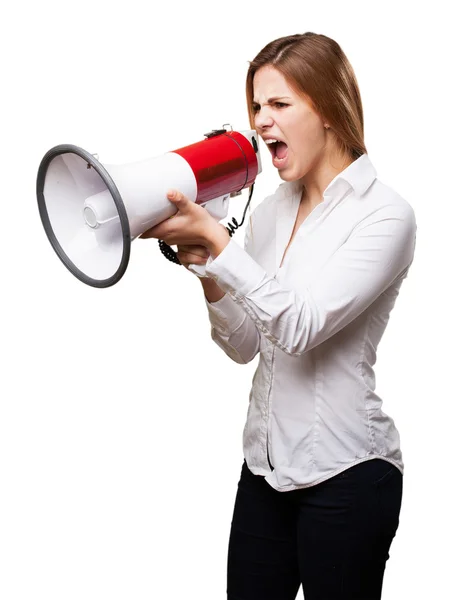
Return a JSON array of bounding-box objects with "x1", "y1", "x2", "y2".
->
[{"x1": 265, "y1": 139, "x2": 278, "y2": 144}]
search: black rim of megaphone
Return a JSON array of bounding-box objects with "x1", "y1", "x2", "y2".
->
[{"x1": 36, "y1": 144, "x2": 131, "y2": 288}]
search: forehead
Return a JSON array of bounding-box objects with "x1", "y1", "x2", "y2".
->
[{"x1": 253, "y1": 66, "x2": 293, "y2": 102}]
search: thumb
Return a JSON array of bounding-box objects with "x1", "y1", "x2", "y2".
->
[{"x1": 167, "y1": 189, "x2": 190, "y2": 211}]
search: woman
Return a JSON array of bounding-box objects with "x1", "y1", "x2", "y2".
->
[{"x1": 141, "y1": 32, "x2": 417, "y2": 600}]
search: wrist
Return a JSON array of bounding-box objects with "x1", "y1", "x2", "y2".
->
[
  {"x1": 200, "y1": 276, "x2": 226, "y2": 302},
  {"x1": 204, "y1": 223, "x2": 231, "y2": 259}
]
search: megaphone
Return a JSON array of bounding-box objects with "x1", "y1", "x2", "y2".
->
[{"x1": 36, "y1": 125, "x2": 262, "y2": 288}]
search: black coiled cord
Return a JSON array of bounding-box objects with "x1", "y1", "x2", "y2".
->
[{"x1": 158, "y1": 183, "x2": 255, "y2": 265}]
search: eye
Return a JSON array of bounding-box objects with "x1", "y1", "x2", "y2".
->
[{"x1": 252, "y1": 102, "x2": 288, "y2": 112}]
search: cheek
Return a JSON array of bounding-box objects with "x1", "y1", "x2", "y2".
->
[
  {"x1": 288, "y1": 115, "x2": 321, "y2": 149},
  {"x1": 294, "y1": 131, "x2": 325, "y2": 162},
  {"x1": 288, "y1": 129, "x2": 324, "y2": 173},
  {"x1": 303, "y1": 116, "x2": 325, "y2": 143}
]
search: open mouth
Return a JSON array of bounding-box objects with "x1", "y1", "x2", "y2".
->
[{"x1": 266, "y1": 140, "x2": 289, "y2": 163}]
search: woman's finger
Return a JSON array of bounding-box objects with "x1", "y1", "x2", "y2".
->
[
  {"x1": 177, "y1": 250, "x2": 208, "y2": 265},
  {"x1": 177, "y1": 245, "x2": 209, "y2": 258}
]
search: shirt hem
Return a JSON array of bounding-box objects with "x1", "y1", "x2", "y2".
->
[{"x1": 264, "y1": 455, "x2": 403, "y2": 492}]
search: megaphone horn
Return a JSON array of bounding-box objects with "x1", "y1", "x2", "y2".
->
[{"x1": 36, "y1": 125, "x2": 262, "y2": 288}]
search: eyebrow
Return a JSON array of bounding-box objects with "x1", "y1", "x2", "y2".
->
[{"x1": 252, "y1": 96, "x2": 290, "y2": 105}]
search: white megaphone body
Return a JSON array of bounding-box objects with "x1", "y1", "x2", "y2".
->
[{"x1": 36, "y1": 125, "x2": 262, "y2": 287}]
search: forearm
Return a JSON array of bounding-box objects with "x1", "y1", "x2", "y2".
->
[
  {"x1": 200, "y1": 222, "x2": 260, "y2": 363},
  {"x1": 202, "y1": 207, "x2": 416, "y2": 357},
  {"x1": 201, "y1": 277, "x2": 260, "y2": 364},
  {"x1": 199, "y1": 276, "x2": 225, "y2": 303}
]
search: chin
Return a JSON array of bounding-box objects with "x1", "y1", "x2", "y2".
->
[{"x1": 278, "y1": 167, "x2": 301, "y2": 182}]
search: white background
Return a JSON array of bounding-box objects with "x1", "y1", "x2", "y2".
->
[{"x1": 1, "y1": 1, "x2": 447, "y2": 598}]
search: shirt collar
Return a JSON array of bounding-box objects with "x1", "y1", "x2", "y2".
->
[
  {"x1": 275, "y1": 153, "x2": 377, "y2": 201},
  {"x1": 328, "y1": 153, "x2": 377, "y2": 197}
]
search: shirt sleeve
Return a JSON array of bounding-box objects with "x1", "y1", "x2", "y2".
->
[
  {"x1": 203, "y1": 222, "x2": 261, "y2": 364},
  {"x1": 205, "y1": 203, "x2": 417, "y2": 356}
]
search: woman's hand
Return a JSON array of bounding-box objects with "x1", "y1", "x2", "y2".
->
[
  {"x1": 176, "y1": 244, "x2": 210, "y2": 272},
  {"x1": 139, "y1": 188, "x2": 231, "y2": 261},
  {"x1": 139, "y1": 189, "x2": 219, "y2": 247}
]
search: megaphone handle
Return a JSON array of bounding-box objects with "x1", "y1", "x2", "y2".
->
[{"x1": 158, "y1": 183, "x2": 255, "y2": 274}]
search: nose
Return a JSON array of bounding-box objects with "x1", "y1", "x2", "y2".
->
[{"x1": 254, "y1": 107, "x2": 274, "y2": 131}]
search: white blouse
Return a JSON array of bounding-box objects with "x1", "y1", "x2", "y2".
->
[{"x1": 203, "y1": 154, "x2": 417, "y2": 491}]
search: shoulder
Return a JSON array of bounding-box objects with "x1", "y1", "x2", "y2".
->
[
  {"x1": 355, "y1": 177, "x2": 417, "y2": 233},
  {"x1": 346, "y1": 179, "x2": 418, "y2": 270}
]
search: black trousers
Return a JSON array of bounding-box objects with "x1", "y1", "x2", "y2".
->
[{"x1": 227, "y1": 458, "x2": 402, "y2": 600}]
